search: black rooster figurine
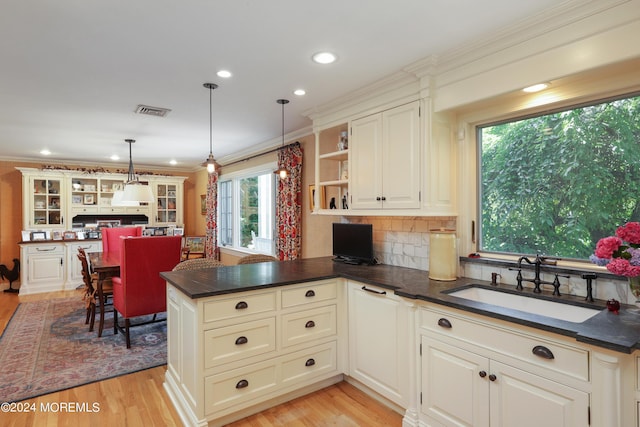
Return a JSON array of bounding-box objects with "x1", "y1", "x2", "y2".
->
[{"x1": 1, "y1": 258, "x2": 20, "y2": 293}]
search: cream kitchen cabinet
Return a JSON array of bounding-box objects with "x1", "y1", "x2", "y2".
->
[
  {"x1": 350, "y1": 101, "x2": 420, "y2": 210},
  {"x1": 347, "y1": 281, "x2": 411, "y2": 408},
  {"x1": 18, "y1": 168, "x2": 185, "y2": 228},
  {"x1": 419, "y1": 304, "x2": 632, "y2": 427},
  {"x1": 153, "y1": 179, "x2": 183, "y2": 225},
  {"x1": 421, "y1": 337, "x2": 588, "y2": 427},
  {"x1": 21, "y1": 170, "x2": 66, "y2": 229},
  {"x1": 19, "y1": 242, "x2": 65, "y2": 295},
  {"x1": 164, "y1": 279, "x2": 344, "y2": 427}
]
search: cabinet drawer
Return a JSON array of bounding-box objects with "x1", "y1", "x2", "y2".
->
[
  {"x1": 281, "y1": 280, "x2": 337, "y2": 308},
  {"x1": 203, "y1": 291, "x2": 276, "y2": 323},
  {"x1": 72, "y1": 206, "x2": 99, "y2": 214},
  {"x1": 204, "y1": 317, "x2": 276, "y2": 368},
  {"x1": 421, "y1": 308, "x2": 589, "y2": 381},
  {"x1": 204, "y1": 362, "x2": 278, "y2": 414},
  {"x1": 281, "y1": 342, "x2": 337, "y2": 385},
  {"x1": 100, "y1": 207, "x2": 126, "y2": 214},
  {"x1": 281, "y1": 305, "x2": 337, "y2": 348},
  {"x1": 26, "y1": 244, "x2": 64, "y2": 255}
]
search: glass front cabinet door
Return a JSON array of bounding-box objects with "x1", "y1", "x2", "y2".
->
[
  {"x1": 155, "y1": 182, "x2": 179, "y2": 225},
  {"x1": 31, "y1": 176, "x2": 65, "y2": 228}
]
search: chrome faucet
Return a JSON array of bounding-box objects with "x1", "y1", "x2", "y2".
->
[{"x1": 516, "y1": 254, "x2": 560, "y2": 294}]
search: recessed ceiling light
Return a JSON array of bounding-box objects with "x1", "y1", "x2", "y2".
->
[
  {"x1": 522, "y1": 83, "x2": 549, "y2": 93},
  {"x1": 312, "y1": 52, "x2": 337, "y2": 64},
  {"x1": 217, "y1": 70, "x2": 232, "y2": 78},
  {"x1": 40, "y1": 149, "x2": 51, "y2": 155},
  {"x1": 294, "y1": 89, "x2": 306, "y2": 96},
  {"x1": 169, "y1": 159, "x2": 177, "y2": 165},
  {"x1": 110, "y1": 154, "x2": 120, "y2": 161}
]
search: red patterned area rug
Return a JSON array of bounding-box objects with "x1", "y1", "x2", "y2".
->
[{"x1": 0, "y1": 297, "x2": 166, "y2": 402}]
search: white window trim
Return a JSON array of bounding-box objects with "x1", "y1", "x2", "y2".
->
[{"x1": 218, "y1": 162, "x2": 277, "y2": 256}]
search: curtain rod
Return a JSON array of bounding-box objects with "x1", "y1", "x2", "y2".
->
[{"x1": 221, "y1": 141, "x2": 300, "y2": 169}]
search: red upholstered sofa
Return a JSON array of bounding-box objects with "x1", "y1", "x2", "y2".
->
[
  {"x1": 112, "y1": 235, "x2": 181, "y2": 348},
  {"x1": 101, "y1": 226, "x2": 143, "y2": 257}
]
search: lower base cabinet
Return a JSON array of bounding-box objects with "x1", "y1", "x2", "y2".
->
[
  {"x1": 419, "y1": 305, "x2": 634, "y2": 427},
  {"x1": 348, "y1": 281, "x2": 411, "y2": 408},
  {"x1": 421, "y1": 337, "x2": 588, "y2": 427},
  {"x1": 164, "y1": 279, "x2": 344, "y2": 427},
  {"x1": 18, "y1": 240, "x2": 102, "y2": 295}
]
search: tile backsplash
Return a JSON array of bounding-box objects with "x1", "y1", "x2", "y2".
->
[{"x1": 344, "y1": 216, "x2": 456, "y2": 270}]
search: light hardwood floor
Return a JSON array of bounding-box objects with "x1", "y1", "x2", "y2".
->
[{"x1": 1, "y1": 289, "x2": 402, "y2": 426}]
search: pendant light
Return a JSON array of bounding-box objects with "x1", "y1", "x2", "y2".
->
[
  {"x1": 121, "y1": 139, "x2": 155, "y2": 203},
  {"x1": 273, "y1": 98, "x2": 290, "y2": 179},
  {"x1": 202, "y1": 83, "x2": 218, "y2": 173}
]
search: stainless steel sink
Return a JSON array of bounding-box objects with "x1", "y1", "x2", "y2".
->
[{"x1": 446, "y1": 285, "x2": 601, "y2": 323}]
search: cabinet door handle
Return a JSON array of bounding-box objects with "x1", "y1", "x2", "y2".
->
[
  {"x1": 305, "y1": 320, "x2": 315, "y2": 328},
  {"x1": 235, "y1": 336, "x2": 248, "y2": 345},
  {"x1": 235, "y1": 301, "x2": 248, "y2": 310},
  {"x1": 479, "y1": 370, "x2": 487, "y2": 378},
  {"x1": 532, "y1": 345, "x2": 555, "y2": 360},
  {"x1": 36, "y1": 247, "x2": 56, "y2": 252},
  {"x1": 305, "y1": 358, "x2": 316, "y2": 367},
  {"x1": 362, "y1": 286, "x2": 386, "y2": 295},
  {"x1": 381, "y1": 196, "x2": 386, "y2": 201},
  {"x1": 437, "y1": 318, "x2": 452, "y2": 328},
  {"x1": 235, "y1": 379, "x2": 249, "y2": 389},
  {"x1": 305, "y1": 290, "x2": 315, "y2": 297},
  {"x1": 489, "y1": 374, "x2": 497, "y2": 382},
  {"x1": 376, "y1": 197, "x2": 382, "y2": 201}
]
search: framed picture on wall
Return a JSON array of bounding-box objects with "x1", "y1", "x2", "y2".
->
[{"x1": 184, "y1": 236, "x2": 205, "y2": 255}]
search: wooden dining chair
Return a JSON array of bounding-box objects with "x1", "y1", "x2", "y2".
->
[
  {"x1": 112, "y1": 236, "x2": 182, "y2": 348},
  {"x1": 77, "y1": 247, "x2": 113, "y2": 333}
]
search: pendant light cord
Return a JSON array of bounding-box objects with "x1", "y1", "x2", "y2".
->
[{"x1": 209, "y1": 85, "x2": 213, "y2": 156}]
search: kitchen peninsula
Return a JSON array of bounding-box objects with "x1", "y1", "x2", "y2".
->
[{"x1": 161, "y1": 258, "x2": 640, "y2": 427}]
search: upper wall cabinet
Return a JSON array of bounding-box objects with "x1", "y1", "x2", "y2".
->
[
  {"x1": 350, "y1": 101, "x2": 421, "y2": 210},
  {"x1": 18, "y1": 168, "x2": 186, "y2": 230},
  {"x1": 311, "y1": 95, "x2": 457, "y2": 217},
  {"x1": 25, "y1": 172, "x2": 66, "y2": 228}
]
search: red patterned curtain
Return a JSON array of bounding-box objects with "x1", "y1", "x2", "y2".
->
[
  {"x1": 276, "y1": 142, "x2": 303, "y2": 260},
  {"x1": 205, "y1": 171, "x2": 219, "y2": 259}
]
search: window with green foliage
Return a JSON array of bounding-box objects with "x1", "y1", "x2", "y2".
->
[
  {"x1": 218, "y1": 165, "x2": 275, "y2": 254},
  {"x1": 478, "y1": 93, "x2": 640, "y2": 260}
]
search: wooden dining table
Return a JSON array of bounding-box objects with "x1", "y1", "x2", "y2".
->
[{"x1": 88, "y1": 251, "x2": 120, "y2": 337}]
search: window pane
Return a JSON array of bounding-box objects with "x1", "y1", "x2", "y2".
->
[
  {"x1": 479, "y1": 94, "x2": 640, "y2": 259},
  {"x1": 239, "y1": 176, "x2": 259, "y2": 248},
  {"x1": 219, "y1": 180, "x2": 232, "y2": 247}
]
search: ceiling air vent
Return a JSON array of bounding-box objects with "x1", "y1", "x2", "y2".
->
[{"x1": 134, "y1": 104, "x2": 171, "y2": 117}]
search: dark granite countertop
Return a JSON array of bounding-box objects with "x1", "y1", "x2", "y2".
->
[{"x1": 161, "y1": 257, "x2": 640, "y2": 354}]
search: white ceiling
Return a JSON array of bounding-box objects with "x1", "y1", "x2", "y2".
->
[{"x1": 0, "y1": 0, "x2": 564, "y2": 170}]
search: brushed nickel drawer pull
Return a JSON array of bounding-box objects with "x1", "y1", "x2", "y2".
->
[
  {"x1": 235, "y1": 379, "x2": 249, "y2": 389},
  {"x1": 362, "y1": 286, "x2": 386, "y2": 295},
  {"x1": 437, "y1": 318, "x2": 452, "y2": 328},
  {"x1": 305, "y1": 320, "x2": 315, "y2": 328},
  {"x1": 235, "y1": 301, "x2": 248, "y2": 310},
  {"x1": 305, "y1": 290, "x2": 315, "y2": 297},
  {"x1": 532, "y1": 345, "x2": 555, "y2": 360},
  {"x1": 235, "y1": 336, "x2": 248, "y2": 345},
  {"x1": 305, "y1": 358, "x2": 315, "y2": 367}
]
